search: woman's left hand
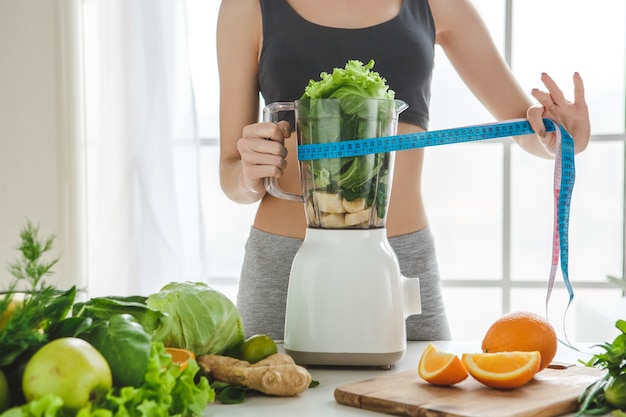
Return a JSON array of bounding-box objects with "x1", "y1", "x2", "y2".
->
[{"x1": 527, "y1": 72, "x2": 590, "y2": 155}]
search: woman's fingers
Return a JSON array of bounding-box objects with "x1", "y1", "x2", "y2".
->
[
  {"x1": 539, "y1": 72, "x2": 568, "y2": 106},
  {"x1": 528, "y1": 72, "x2": 590, "y2": 154},
  {"x1": 276, "y1": 120, "x2": 292, "y2": 138},
  {"x1": 572, "y1": 72, "x2": 586, "y2": 104},
  {"x1": 526, "y1": 104, "x2": 556, "y2": 150},
  {"x1": 242, "y1": 121, "x2": 291, "y2": 143},
  {"x1": 237, "y1": 121, "x2": 292, "y2": 189},
  {"x1": 526, "y1": 104, "x2": 547, "y2": 138}
]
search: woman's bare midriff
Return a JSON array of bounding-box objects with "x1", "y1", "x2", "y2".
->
[{"x1": 253, "y1": 122, "x2": 429, "y2": 240}]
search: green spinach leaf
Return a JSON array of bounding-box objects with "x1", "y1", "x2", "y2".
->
[
  {"x1": 78, "y1": 314, "x2": 152, "y2": 388},
  {"x1": 72, "y1": 296, "x2": 168, "y2": 336}
]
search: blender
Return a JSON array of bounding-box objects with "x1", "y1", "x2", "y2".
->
[{"x1": 264, "y1": 97, "x2": 422, "y2": 367}]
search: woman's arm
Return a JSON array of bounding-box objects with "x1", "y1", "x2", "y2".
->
[
  {"x1": 428, "y1": 0, "x2": 589, "y2": 158},
  {"x1": 217, "y1": 0, "x2": 289, "y2": 203}
]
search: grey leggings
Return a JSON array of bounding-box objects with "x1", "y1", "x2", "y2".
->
[{"x1": 237, "y1": 226, "x2": 451, "y2": 341}]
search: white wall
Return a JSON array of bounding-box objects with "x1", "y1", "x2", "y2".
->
[{"x1": 0, "y1": 0, "x2": 85, "y2": 292}]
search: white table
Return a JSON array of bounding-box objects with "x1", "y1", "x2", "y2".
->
[{"x1": 202, "y1": 340, "x2": 600, "y2": 417}]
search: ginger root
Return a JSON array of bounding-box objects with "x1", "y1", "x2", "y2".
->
[{"x1": 197, "y1": 352, "x2": 312, "y2": 396}]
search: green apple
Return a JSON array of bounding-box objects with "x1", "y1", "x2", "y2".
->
[{"x1": 22, "y1": 337, "x2": 112, "y2": 411}]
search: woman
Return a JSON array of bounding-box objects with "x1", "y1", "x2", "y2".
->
[{"x1": 216, "y1": 0, "x2": 590, "y2": 341}]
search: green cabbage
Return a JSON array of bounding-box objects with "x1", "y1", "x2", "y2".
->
[{"x1": 146, "y1": 282, "x2": 244, "y2": 356}]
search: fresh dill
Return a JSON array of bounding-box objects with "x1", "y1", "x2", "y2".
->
[{"x1": 0, "y1": 220, "x2": 76, "y2": 367}]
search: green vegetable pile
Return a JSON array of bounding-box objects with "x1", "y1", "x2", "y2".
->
[
  {"x1": 0, "y1": 221, "x2": 244, "y2": 417},
  {"x1": 298, "y1": 59, "x2": 401, "y2": 229},
  {"x1": 577, "y1": 319, "x2": 626, "y2": 416}
]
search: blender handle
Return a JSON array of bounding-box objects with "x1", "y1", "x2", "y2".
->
[
  {"x1": 402, "y1": 276, "x2": 422, "y2": 317},
  {"x1": 262, "y1": 101, "x2": 305, "y2": 203}
]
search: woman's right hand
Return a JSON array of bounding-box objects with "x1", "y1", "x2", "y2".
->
[{"x1": 237, "y1": 120, "x2": 292, "y2": 195}]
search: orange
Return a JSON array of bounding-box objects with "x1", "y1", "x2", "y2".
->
[
  {"x1": 481, "y1": 311, "x2": 557, "y2": 371},
  {"x1": 418, "y1": 343, "x2": 468, "y2": 386},
  {"x1": 462, "y1": 351, "x2": 541, "y2": 389},
  {"x1": 166, "y1": 347, "x2": 195, "y2": 371}
]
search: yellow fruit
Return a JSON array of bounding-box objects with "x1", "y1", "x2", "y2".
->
[
  {"x1": 166, "y1": 347, "x2": 195, "y2": 371},
  {"x1": 418, "y1": 343, "x2": 468, "y2": 386},
  {"x1": 481, "y1": 311, "x2": 557, "y2": 371},
  {"x1": 462, "y1": 351, "x2": 541, "y2": 389},
  {"x1": 239, "y1": 334, "x2": 278, "y2": 364},
  {"x1": 0, "y1": 294, "x2": 26, "y2": 329}
]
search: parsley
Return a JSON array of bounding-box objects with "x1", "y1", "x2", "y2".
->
[{"x1": 577, "y1": 319, "x2": 626, "y2": 416}]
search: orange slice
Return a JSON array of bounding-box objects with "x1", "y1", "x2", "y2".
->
[
  {"x1": 418, "y1": 343, "x2": 468, "y2": 386},
  {"x1": 166, "y1": 347, "x2": 195, "y2": 371},
  {"x1": 461, "y1": 351, "x2": 541, "y2": 389}
]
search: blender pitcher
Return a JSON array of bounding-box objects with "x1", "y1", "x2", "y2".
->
[{"x1": 264, "y1": 98, "x2": 422, "y2": 367}]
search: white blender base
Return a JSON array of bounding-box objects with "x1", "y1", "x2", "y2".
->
[{"x1": 283, "y1": 228, "x2": 419, "y2": 367}]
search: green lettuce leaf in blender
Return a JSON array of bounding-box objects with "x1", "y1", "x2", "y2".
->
[
  {"x1": 301, "y1": 59, "x2": 395, "y2": 101},
  {"x1": 299, "y1": 60, "x2": 397, "y2": 222}
]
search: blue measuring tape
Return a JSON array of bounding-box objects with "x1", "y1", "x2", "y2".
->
[{"x1": 298, "y1": 118, "x2": 576, "y2": 341}]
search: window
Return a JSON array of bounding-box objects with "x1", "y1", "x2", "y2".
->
[
  {"x1": 425, "y1": 1, "x2": 626, "y2": 340},
  {"x1": 85, "y1": 0, "x2": 626, "y2": 341}
]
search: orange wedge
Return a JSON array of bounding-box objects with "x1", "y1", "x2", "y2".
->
[
  {"x1": 166, "y1": 347, "x2": 196, "y2": 371},
  {"x1": 461, "y1": 351, "x2": 541, "y2": 389},
  {"x1": 418, "y1": 343, "x2": 468, "y2": 386}
]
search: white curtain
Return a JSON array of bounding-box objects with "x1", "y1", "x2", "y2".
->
[{"x1": 84, "y1": 0, "x2": 206, "y2": 297}]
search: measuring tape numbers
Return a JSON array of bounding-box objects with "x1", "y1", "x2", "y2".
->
[{"x1": 298, "y1": 118, "x2": 576, "y2": 342}]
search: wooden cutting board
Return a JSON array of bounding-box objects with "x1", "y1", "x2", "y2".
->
[{"x1": 334, "y1": 365, "x2": 604, "y2": 417}]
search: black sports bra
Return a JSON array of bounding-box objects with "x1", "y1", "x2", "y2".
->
[{"x1": 258, "y1": 0, "x2": 436, "y2": 129}]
